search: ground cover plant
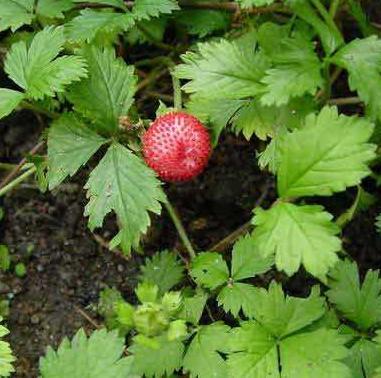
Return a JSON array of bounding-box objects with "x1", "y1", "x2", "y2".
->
[{"x1": 0, "y1": 0, "x2": 381, "y2": 377}]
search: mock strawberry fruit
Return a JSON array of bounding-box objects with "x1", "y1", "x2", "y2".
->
[{"x1": 143, "y1": 112, "x2": 211, "y2": 182}]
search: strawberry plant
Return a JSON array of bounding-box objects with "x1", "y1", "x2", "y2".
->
[{"x1": 0, "y1": 0, "x2": 381, "y2": 377}]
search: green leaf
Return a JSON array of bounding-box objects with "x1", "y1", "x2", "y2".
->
[
  {"x1": 67, "y1": 46, "x2": 137, "y2": 134},
  {"x1": 278, "y1": 106, "x2": 376, "y2": 198},
  {"x1": 178, "y1": 290, "x2": 207, "y2": 325},
  {"x1": 0, "y1": 0, "x2": 34, "y2": 32},
  {"x1": 73, "y1": 0, "x2": 127, "y2": 10},
  {"x1": 183, "y1": 323, "x2": 230, "y2": 378},
  {"x1": 236, "y1": 0, "x2": 275, "y2": 7},
  {"x1": 231, "y1": 234, "x2": 273, "y2": 281},
  {"x1": 0, "y1": 318, "x2": 15, "y2": 377},
  {"x1": 65, "y1": 9, "x2": 135, "y2": 43},
  {"x1": 36, "y1": 0, "x2": 74, "y2": 18},
  {"x1": 132, "y1": 0, "x2": 179, "y2": 20},
  {"x1": 327, "y1": 260, "x2": 381, "y2": 330},
  {"x1": 218, "y1": 283, "x2": 258, "y2": 318},
  {"x1": 139, "y1": 250, "x2": 184, "y2": 295},
  {"x1": 175, "y1": 36, "x2": 268, "y2": 100},
  {"x1": 190, "y1": 252, "x2": 229, "y2": 290},
  {"x1": 331, "y1": 36, "x2": 381, "y2": 121},
  {"x1": 4, "y1": 26, "x2": 87, "y2": 100},
  {"x1": 376, "y1": 213, "x2": 381, "y2": 234},
  {"x1": 251, "y1": 202, "x2": 341, "y2": 280},
  {"x1": 47, "y1": 113, "x2": 106, "y2": 189},
  {"x1": 249, "y1": 282, "x2": 325, "y2": 337},
  {"x1": 84, "y1": 143, "x2": 165, "y2": 254},
  {"x1": 260, "y1": 35, "x2": 323, "y2": 106},
  {"x1": 0, "y1": 245, "x2": 11, "y2": 272},
  {"x1": 39, "y1": 329, "x2": 134, "y2": 378},
  {"x1": 129, "y1": 336, "x2": 184, "y2": 378},
  {"x1": 286, "y1": 0, "x2": 344, "y2": 55},
  {"x1": 0, "y1": 89, "x2": 24, "y2": 119}
]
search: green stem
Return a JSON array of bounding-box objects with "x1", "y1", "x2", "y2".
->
[
  {"x1": 164, "y1": 201, "x2": 196, "y2": 259},
  {"x1": 0, "y1": 166, "x2": 36, "y2": 197},
  {"x1": 171, "y1": 71, "x2": 182, "y2": 110},
  {"x1": 311, "y1": 0, "x2": 343, "y2": 40},
  {"x1": 329, "y1": 0, "x2": 341, "y2": 18}
]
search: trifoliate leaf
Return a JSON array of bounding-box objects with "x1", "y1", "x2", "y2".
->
[
  {"x1": 251, "y1": 202, "x2": 341, "y2": 280},
  {"x1": 129, "y1": 336, "x2": 184, "y2": 378},
  {"x1": 132, "y1": 0, "x2": 179, "y2": 20},
  {"x1": 279, "y1": 328, "x2": 351, "y2": 378},
  {"x1": 39, "y1": 329, "x2": 134, "y2": 378},
  {"x1": 183, "y1": 323, "x2": 230, "y2": 378},
  {"x1": 248, "y1": 282, "x2": 326, "y2": 337},
  {"x1": 67, "y1": 46, "x2": 137, "y2": 134},
  {"x1": 0, "y1": 89, "x2": 24, "y2": 119},
  {"x1": 36, "y1": 0, "x2": 74, "y2": 18},
  {"x1": 286, "y1": 0, "x2": 344, "y2": 55},
  {"x1": 4, "y1": 26, "x2": 87, "y2": 100},
  {"x1": 0, "y1": 318, "x2": 15, "y2": 377},
  {"x1": 277, "y1": 106, "x2": 376, "y2": 198},
  {"x1": 73, "y1": 0, "x2": 127, "y2": 10},
  {"x1": 65, "y1": 9, "x2": 135, "y2": 43},
  {"x1": 327, "y1": 260, "x2": 381, "y2": 330},
  {"x1": 331, "y1": 36, "x2": 381, "y2": 121},
  {"x1": 178, "y1": 290, "x2": 207, "y2": 325},
  {"x1": 139, "y1": 250, "x2": 184, "y2": 294},
  {"x1": 218, "y1": 283, "x2": 258, "y2": 318},
  {"x1": 236, "y1": 0, "x2": 275, "y2": 7},
  {"x1": 84, "y1": 143, "x2": 165, "y2": 254},
  {"x1": 231, "y1": 234, "x2": 273, "y2": 281},
  {"x1": 261, "y1": 35, "x2": 323, "y2": 106},
  {"x1": 0, "y1": 0, "x2": 34, "y2": 32},
  {"x1": 175, "y1": 36, "x2": 268, "y2": 100},
  {"x1": 47, "y1": 113, "x2": 106, "y2": 189},
  {"x1": 190, "y1": 252, "x2": 229, "y2": 290}
]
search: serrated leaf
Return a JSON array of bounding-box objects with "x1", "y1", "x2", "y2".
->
[
  {"x1": 67, "y1": 46, "x2": 137, "y2": 134},
  {"x1": 0, "y1": 318, "x2": 15, "y2": 377},
  {"x1": 183, "y1": 323, "x2": 230, "y2": 378},
  {"x1": 175, "y1": 36, "x2": 269, "y2": 100},
  {"x1": 231, "y1": 234, "x2": 273, "y2": 281},
  {"x1": 132, "y1": 0, "x2": 179, "y2": 20},
  {"x1": 0, "y1": 0, "x2": 34, "y2": 32},
  {"x1": 278, "y1": 106, "x2": 376, "y2": 198},
  {"x1": 65, "y1": 9, "x2": 135, "y2": 43},
  {"x1": 129, "y1": 336, "x2": 184, "y2": 378},
  {"x1": 84, "y1": 143, "x2": 165, "y2": 254},
  {"x1": 331, "y1": 36, "x2": 381, "y2": 121},
  {"x1": 0, "y1": 89, "x2": 24, "y2": 119},
  {"x1": 178, "y1": 290, "x2": 207, "y2": 325},
  {"x1": 47, "y1": 113, "x2": 106, "y2": 189},
  {"x1": 190, "y1": 252, "x2": 229, "y2": 290},
  {"x1": 4, "y1": 26, "x2": 87, "y2": 100},
  {"x1": 261, "y1": 35, "x2": 323, "y2": 106},
  {"x1": 36, "y1": 0, "x2": 74, "y2": 18},
  {"x1": 327, "y1": 260, "x2": 381, "y2": 330},
  {"x1": 140, "y1": 250, "x2": 184, "y2": 294},
  {"x1": 218, "y1": 283, "x2": 258, "y2": 318},
  {"x1": 39, "y1": 328, "x2": 134, "y2": 378},
  {"x1": 252, "y1": 202, "x2": 341, "y2": 280}
]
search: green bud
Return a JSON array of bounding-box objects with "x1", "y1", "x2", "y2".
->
[{"x1": 134, "y1": 303, "x2": 168, "y2": 337}]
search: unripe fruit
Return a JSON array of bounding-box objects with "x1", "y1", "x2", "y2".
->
[{"x1": 143, "y1": 112, "x2": 211, "y2": 182}]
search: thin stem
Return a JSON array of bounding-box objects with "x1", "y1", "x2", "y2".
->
[
  {"x1": 171, "y1": 71, "x2": 182, "y2": 110},
  {"x1": 164, "y1": 201, "x2": 196, "y2": 259},
  {"x1": 0, "y1": 166, "x2": 36, "y2": 197},
  {"x1": 328, "y1": 96, "x2": 362, "y2": 106},
  {"x1": 329, "y1": 0, "x2": 341, "y2": 18}
]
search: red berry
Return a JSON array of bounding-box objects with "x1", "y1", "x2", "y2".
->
[{"x1": 143, "y1": 112, "x2": 212, "y2": 182}]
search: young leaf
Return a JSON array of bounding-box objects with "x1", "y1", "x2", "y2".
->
[
  {"x1": 4, "y1": 26, "x2": 87, "y2": 100},
  {"x1": 139, "y1": 250, "x2": 184, "y2": 294},
  {"x1": 65, "y1": 9, "x2": 135, "y2": 43},
  {"x1": 261, "y1": 35, "x2": 323, "y2": 106},
  {"x1": 0, "y1": 318, "x2": 15, "y2": 377},
  {"x1": 132, "y1": 0, "x2": 179, "y2": 21},
  {"x1": 327, "y1": 260, "x2": 381, "y2": 330},
  {"x1": 47, "y1": 113, "x2": 106, "y2": 189},
  {"x1": 278, "y1": 106, "x2": 376, "y2": 198},
  {"x1": 190, "y1": 252, "x2": 229, "y2": 290},
  {"x1": 252, "y1": 202, "x2": 341, "y2": 280},
  {"x1": 67, "y1": 47, "x2": 137, "y2": 134},
  {"x1": 183, "y1": 323, "x2": 230, "y2": 378},
  {"x1": 39, "y1": 329, "x2": 134, "y2": 378},
  {"x1": 129, "y1": 336, "x2": 184, "y2": 378},
  {"x1": 36, "y1": 0, "x2": 74, "y2": 18},
  {"x1": 175, "y1": 36, "x2": 269, "y2": 100},
  {"x1": 0, "y1": 0, "x2": 34, "y2": 32},
  {"x1": 0, "y1": 89, "x2": 24, "y2": 119},
  {"x1": 84, "y1": 143, "x2": 166, "y2": 254},
  {"x1": 331, "y1": 36, "x2": 381, "y2": 121}
]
